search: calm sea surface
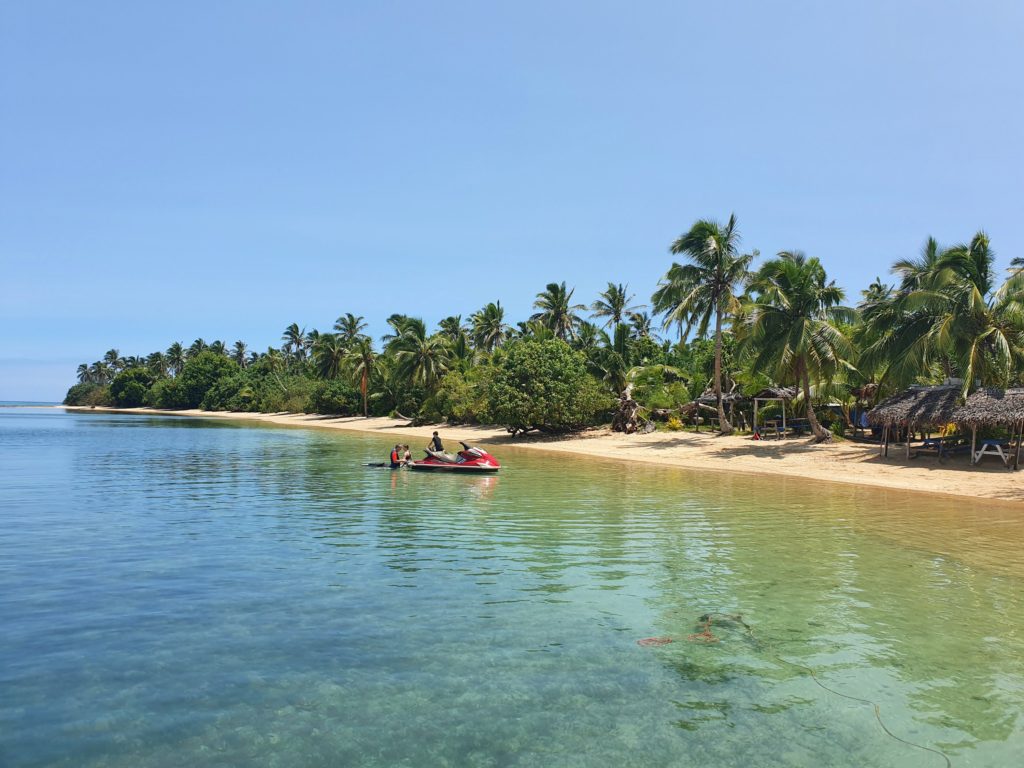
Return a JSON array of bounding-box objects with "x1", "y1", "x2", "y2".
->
[{"x1": 1, "y1": 408, "x2": 1022, "y2": 767}]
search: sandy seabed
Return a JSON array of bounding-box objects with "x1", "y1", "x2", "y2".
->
[{"x1": 60, "y1": 406, "x2": 1024, "y2": 504}]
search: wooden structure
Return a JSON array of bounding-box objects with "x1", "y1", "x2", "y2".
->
[
  {"x1": 953, "y1": 388, "x2": 1024, "y2": 469},
  {"x1": 751, "y1": 386, "x2": 797, "y2": 437},
  {"x1": 867, "y1": 385, "x2": 961, "y2": 459}
]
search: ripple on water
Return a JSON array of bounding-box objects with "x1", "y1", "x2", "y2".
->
[{"x1": 0, "y1": 410, "x2": 1022, "y2": 767}]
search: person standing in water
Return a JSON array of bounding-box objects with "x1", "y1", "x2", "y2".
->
[
  {"x1": 389, "y1": 444, "x2": 402, "y2": 469},
  {"x1": 402, "y1": 445, "x2": 412, "y2": 465}
]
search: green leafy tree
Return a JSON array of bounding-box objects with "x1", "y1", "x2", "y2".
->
[
  {"x1": 166, "y1": 342, "x2": 185, "y2": 376},
  {"x1": 177, "y1": 351, "x2": 239, "y2": 408},
  {"x1": 488, "y1": 339, "x2": 613, "y2": 435},
  {"x1": 334, "y1": 313, "x2": 368, "y2": 346},
  {"x1": 110, "y1": 368, "x2": 154, "y2": 407},
  {"x1": 312, "y1": 333, "x2": 347, "y2": 380}
]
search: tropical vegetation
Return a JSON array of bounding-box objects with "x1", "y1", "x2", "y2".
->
[{"x1": 66, "y1": 216, "x2": 1024, "y2": 440}]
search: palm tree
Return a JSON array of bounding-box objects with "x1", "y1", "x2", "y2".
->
[
  {"x1": 209, "y1": 340, "x2": 227, "y2": 356},
  {"x1": 531, "y1": 282, "x2": 585, "y2": 340},
  {"x1": 347, "y1": 337, "x2": 377, "y2": 417},
  {"x1": 334, "y1": 313, "x2": 368, "y2": 346},
  {"x1": 862, "y1": 233, "x2": 1024, "y2": 393},
  {"x1": 231, "y1": 341, "x2": 249, "y2": 368},
  {"x1": 103, "y1": 349, "x2": 123, "y2": 372},
  {"x1": 76, "y1": 363, "x2": 91, "y2": 383},
  {"x1": 312, "y1": 333, "x2": 347, "y2": 380},
  {"x1": 166, "y1": 342, "x2": 185, "y2": 376},
  {"x1": 282, "y1": 323, "x2": 307, "y2": 361},
  {"x1": 146, "y1": 352, "x2": 168, "y2": 377},
  {"x1": 438, "y1": 315, "x2": 469, "y2": 342},
  {"x1": 187, "y1": 339, "x2": 208, "y2": 359},
  {"x1": 470, "y1": 301, "x2": 510, "y2": 352},
  {"x1": 744, "y1": 251, "x2": 853, "y2": 442},
  {"x1": 89, "y1": 361, "x2": 111, "y2": 384},
  {"x1": 591, "y1": 282, "x2": 643, "y2": 327},
  {"x1": 390, "y1": 318, "x2": 451, "y2": 390},
  {"x1": 653, "y1": 214, "x2": 753, "y2": 434},
  {"x1": 627, "y1": 311, "x2": 656, "y2": 340}
]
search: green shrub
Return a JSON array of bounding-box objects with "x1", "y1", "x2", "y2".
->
[
  {"x1": 200, "y1": 374, "x2": 247, "y2": 411},
  {"x1": 488, "y1": 339, "x2": 614, "y2": 435},
  {"x1": 64, "y1": 382, "x2": 111, "y2": 406},
  {"x1": 424, "y1": 368, "x2": 492, "y2": 424},
  {"x1": 110, "y1": 368, "x2": 154, "y2": 407},
  {"x1": 307, "y1": 380, "x2": 361, "y2": 415}
]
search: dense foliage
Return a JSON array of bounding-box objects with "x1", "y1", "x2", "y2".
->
[{"x1": 66, "y1": 216, "x2": 1024, "y2": 440}]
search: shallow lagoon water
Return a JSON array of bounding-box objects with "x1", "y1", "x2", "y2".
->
[{"x1": 1, "y1": 409, "x2": 1022, "y2": 767}]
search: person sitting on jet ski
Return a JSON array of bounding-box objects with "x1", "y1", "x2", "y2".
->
[{"x1": 428, "y1": 431, "x2": 444, "y2": 452}]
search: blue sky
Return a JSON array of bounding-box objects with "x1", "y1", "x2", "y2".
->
[{"x1": 2, "y1": 1, "x2": 1022, "y2": 400}]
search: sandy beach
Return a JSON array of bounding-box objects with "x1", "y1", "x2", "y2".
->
[{"x1": 60, "y1": 406, "x2": 1024, "y2": 504}]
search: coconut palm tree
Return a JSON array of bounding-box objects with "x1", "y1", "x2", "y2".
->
[
  {"x1": 103, "y1": 349, "x2": 123, "y2": 372},
  {"x1": 862, "y1": 233, "x2": 1024, "y2": 393},
  {"x1": 334, "y1": 313, "x2": 368, "y2": 346},
  {"x1": 627, "y1": 311, "x2": 656, "y2": 341},
  {"x1": 470, "y1": 301, "x2": 510, "y2": 352},
  {"x1": 531, "y1": 282, "x2": 585, "y2": 340},
  {"x1": 347, "y1": 337, "x2": 377, "y2": 417},
  {"x1": 187, "y1": 339, "x2": 208, "y2": 359},
  {"x1": 390, "y1": 318, "x2": 451, "y2": 390},
  {"x1": 591, "y1": 282, "x2": 643, "y2": 327},
  {"x1": 166, "y1": 342, "x2": 185, "y2": 376},
  {"x1": 312, "y1": 333, "x2": 347, "y2": 380},
  {"x1": 652, "y1": 214, "x2": 754, "y2": 434},
  {"x1": 744, "y1": 250, "x2": 853, "y2": 442},
  {"x1": 231, "y1": 341, "x2": 249, "y2": 368},
  {"x1": 146, "y1": 352, "x2": 168, "y2": 377},
  {"x1": 89, "y1": 361, "x2": 111, "y2": 385},
  {"x1": 282, "y1": 323, "x2": 307, "y2": 361},
  {"x1": 438, "y1": 315, "x2": 469, "y2": 342},
  {"x1": 209, "y1": 340, "x2": 227, "y2": 356}
]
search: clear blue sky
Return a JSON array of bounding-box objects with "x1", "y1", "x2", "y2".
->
[{"x1": 2, "y1": 1, "x2": 1022, "y2": 401}]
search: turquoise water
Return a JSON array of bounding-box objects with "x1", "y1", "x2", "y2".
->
[{"x1": 2, "y1": 408, "x2": 1023, "y2": 767}]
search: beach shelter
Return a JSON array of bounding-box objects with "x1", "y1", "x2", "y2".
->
[
  {"x1": 751, "y1": 386, "x2": 796, "y2": 437},
  {"x1": 953, "y1": 388, "x2": 1024, "y2": 469},
  {"x1": 867, "y1": 385, "x2": 961, "y2": 459}
]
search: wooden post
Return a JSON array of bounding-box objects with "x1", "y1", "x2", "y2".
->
[
  {"x1": 971, "y1": 425, "x2": 977, "y2": 465},
  {"x1": 906, "y1": 422, "x2": 912, "y2": 460},
  {"x1": 883, "y1": 424, "x2": 889, "y2": 457},
  {"x1": 1015, "y1": 421, "x2": 1022, "y2": 471},
  {"x1": 753, "y1": 399, "x2": 759, "y2": 437},
  {"x1": 782, "y1": 399, "x2": 787, "y2": 436}
]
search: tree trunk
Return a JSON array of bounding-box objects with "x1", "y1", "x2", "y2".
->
[
  {"x1": 612, "y1": 384, "x2": 641, "y2": 434},
  {"x1": 361, "y1": 370, "x2": 368, "y2": 417},
  {"x1": 714, "y1": 303, "x2": 733, "y2": 435},
  {"x1": 800, "y1": 359, "x2": 830, "y2": 443}
]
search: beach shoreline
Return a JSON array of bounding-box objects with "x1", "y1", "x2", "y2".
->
[{"x1": 56, "y1": 405, "x2": 1024, "y2": 505}]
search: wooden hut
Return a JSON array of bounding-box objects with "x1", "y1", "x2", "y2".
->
[
  {"x1": 867, "y1": 385, "x2": 961, "y2": 459},
  {"x1": 953, "y1": 388, "x2": 1024, "y2": 469}
]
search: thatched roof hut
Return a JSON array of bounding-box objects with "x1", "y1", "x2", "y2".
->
[
  {"x1": 867, "y1": 386, "x2": 960, "y2": 428},
  {"x1": 750, "y1": 386, "x2": 797, "y2": 400},
  {"x1": 695, "y1": 389, "x2": 744, "y2": 406},
  {"x1": 954, "y1": 388, "x2": 1024, "y2": 428}
]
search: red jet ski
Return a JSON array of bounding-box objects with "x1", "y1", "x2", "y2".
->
[{"x1": 409, "y1": 441, "x2": 501, "y2": 473}]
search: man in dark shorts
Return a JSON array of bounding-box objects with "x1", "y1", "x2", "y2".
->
[{"x1": 389, "y1": 444, "x2": 402, "y2": 469}]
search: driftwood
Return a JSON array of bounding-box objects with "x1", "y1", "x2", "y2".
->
[{"x1": 612, "y1": 384, "x2": 642, "y2": 434}]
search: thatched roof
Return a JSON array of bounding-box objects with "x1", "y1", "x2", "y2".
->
[
  {"x1": 954, "y1": 388, "x2": 1024, "y2": 428},
  {"x1": 696, "y1": 389, "x2": 744, "y2": 406},
  {"x1": 750, "y1": 386, "x2": 797, "y2": 400},
  {"x1": 867, "y1": 386, "x2": 961, "y2": 427}
]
